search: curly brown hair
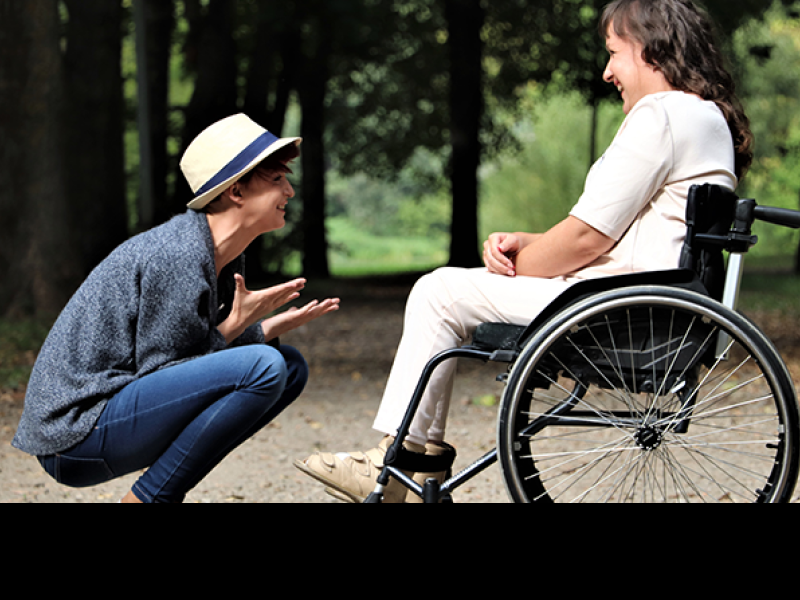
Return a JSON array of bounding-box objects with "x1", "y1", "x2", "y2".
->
[{"x1": 600, "y1": 0, "x2": 753, "y2": 180}]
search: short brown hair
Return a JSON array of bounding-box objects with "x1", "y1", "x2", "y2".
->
[
  {"x1": 203, "y1": 143, "x2": 300, "y2": 210},
  {"x1": 238, "y1": 143, "x2": 301, "y2": 186}
]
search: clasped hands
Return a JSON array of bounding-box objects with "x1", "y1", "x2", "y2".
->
[
  {"x1": 483, "y1": 232, "x2": 522, "y2": 278},
  {"x1": 218, "y1": 274, "x2": 340, "y2": 345},
  {"x1": 482, "y1": 218, "x2": 616, "y2": 281}
]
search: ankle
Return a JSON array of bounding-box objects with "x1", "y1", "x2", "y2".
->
[{"x1": 120, "y1": 490, "x2": 143, "y2": 504}]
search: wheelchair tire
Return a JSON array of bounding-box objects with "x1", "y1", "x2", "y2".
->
[{"x1": 498, "y1": 286, "x2": 800, "y2": 503}]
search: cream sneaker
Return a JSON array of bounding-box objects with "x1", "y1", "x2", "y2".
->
[{"x1": 295, "y1": 436, "x2": 425, "y2": 504}]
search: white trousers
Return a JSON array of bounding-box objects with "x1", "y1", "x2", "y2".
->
[{"x1": 373, "y1": 267, "x2": 575, "y2": 446}]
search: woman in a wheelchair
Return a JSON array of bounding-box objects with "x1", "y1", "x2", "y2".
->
[
  {"x1": 297, "y1": 0, "x2": 755, "y2": 503},
  {"x1": 13, "y1": 115, "x2": 339, "y2": 503}
]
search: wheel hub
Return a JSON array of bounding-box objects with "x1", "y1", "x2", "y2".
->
[{"x1": 635, "y1": 426, "x2": 663, "y2": 451}]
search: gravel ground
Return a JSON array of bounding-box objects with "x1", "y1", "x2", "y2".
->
[
  {"x1": 0, "y1": 278, "x2": 509, "y2": 504},
  {"x1": 0, "y1": 366, "x2": 508, "y2": 504},
  {"x1": 1, "y1": 277, "x2": 798, "y2": 503}
]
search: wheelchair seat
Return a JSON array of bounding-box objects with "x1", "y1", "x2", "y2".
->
[
  {"x1": 472, "y1": 323, "x2": 527, "y2": 352},
  {"x1": 471, "y1": 184, "x2": 740, "y2": 355}
]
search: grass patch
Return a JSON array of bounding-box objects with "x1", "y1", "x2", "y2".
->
[
  {"x1": 327, "y1": 217, "x2": 448, "y2": 277},
  {"x1": 739, "y1": 269, "x2": 800, "y2": 318}
]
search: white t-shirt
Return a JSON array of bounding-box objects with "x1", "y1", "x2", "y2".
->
[{"x1": 567, "y1": 91, "x2": 737, "y2": 281}]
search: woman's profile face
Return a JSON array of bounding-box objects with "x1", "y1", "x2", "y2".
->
[
  {"x1": 603, "y1": 24, "x2": 673, "y2": 114},
  {"x1": 238, "y1": 168, "x2": 296, "y2": 233}
]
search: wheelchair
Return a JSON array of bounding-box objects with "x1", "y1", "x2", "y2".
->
[{"x1": 367, "y1": 184, "x2": 800, "y2": 503}]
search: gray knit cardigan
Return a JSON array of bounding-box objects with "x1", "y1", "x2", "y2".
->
[{"x1": 12, "y1": 210, "x2": 268, "y2": 457}]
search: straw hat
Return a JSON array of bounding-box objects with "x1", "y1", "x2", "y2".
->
[{"x1": 181, "y1": 114, "x2": 302, "y2": 211}]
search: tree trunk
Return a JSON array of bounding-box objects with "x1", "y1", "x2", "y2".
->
[
  {"x1": 589, "y1": 98, "x2": 599, "y2": 172},
  {"x1": 242, "y1": 10, "x2": 302, "y2": 281},
  {"x1": 172, "y1": 0, "x2": 238, "y2": 214},
  {"x1": 0, "y1": 0, "x2": 81, "y2": 317},
  {"x1": 63, "y1": 0, "x2": 129, "y2": 272},
  {"x1": 133, "y1": 0, "x2": 175, "y2": 232},
  {"x1": 445, "y1": 0, "x2": 484, "y2": 269},
  {"x1": 298, "y1": 39, "x2": 331, "y2": 280}
]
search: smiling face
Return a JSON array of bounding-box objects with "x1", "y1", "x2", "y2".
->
[
  {"x1": 603, "y1": 24, "x2": 675, "y2": 114},
  {"x1": 213, "y1": 164, "x2": 296, "y2": 236},
  {"x1": 236, "y1": 168, "x2": 296, "y2": 233}
]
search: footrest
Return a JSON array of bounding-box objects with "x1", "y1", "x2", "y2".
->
[
  {"x1": 472, "y1": 322, "x2": 526, "y2": 351},
  {"x1": 385, "y1": 443, "x2": 457, "y2": 472}
]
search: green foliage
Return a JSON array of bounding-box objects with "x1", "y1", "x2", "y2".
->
[
  {"x1": 323, "y1": 0, "x2": 800, "y2": 272},
  {"x1": 328, "y1": 146, "x2": 449, "y2": 237},
  {"x1": 114, "y1": 0, "x2": 800, "y2": 276},
  {"x1": 328, "y1": 0, "x2": 450, "y2": 180},
  {"x1": 740, "y1": 270, "x2": 800, "y2": 317},
  {"x1": 480, "y1": 86, "x2": 623, "y2": 239},
  {"x1": 325, "y1": 146, "x2": 450, "y2": 276},
  {"x1": 734, "y1": 0, "x2": 800, "y2": 258},
  {"x1": 0, "y1": 318, "x2": 51, "y2": 390}
]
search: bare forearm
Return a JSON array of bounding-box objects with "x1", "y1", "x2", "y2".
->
[
  {"x1": 512, "y1": 232, "x2": 541, "y2": 252},
  {"x1": 514, "y1": 217, "x2": 615, "y2": 278}
]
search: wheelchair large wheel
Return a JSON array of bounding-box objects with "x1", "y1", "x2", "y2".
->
[{"x1": 498, "y1": 286, "x2": 800, "y2": 503}]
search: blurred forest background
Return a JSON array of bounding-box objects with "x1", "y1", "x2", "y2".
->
[{"x1": 2, "y1": 0, "x2": 800, "y2": 322}]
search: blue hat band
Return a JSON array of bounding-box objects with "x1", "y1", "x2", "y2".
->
[{"x1": 194, "y1": 131, "x2": 280, "y2": 198}]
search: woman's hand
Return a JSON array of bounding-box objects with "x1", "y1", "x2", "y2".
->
[
  {"x1": 261, "y1": 297, "x2": 341, "y2": 341},
  {"x1": 483, "y1": 233, "x2": 522, "y2": 277},
  {"x1": 218, "y1": 275, "x2": 307, "y2": 344}
]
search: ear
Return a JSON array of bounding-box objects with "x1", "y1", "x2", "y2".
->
[{"x1": 221, "y1": 182, "x2": 246, "y2": 206}]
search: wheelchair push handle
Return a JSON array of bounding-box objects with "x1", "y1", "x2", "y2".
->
[{"x1": 753, "y1": 205, "x2": 800, "y2": 230}]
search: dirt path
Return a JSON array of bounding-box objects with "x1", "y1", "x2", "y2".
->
[
  {"x1": 0, "y1": 278, "x2": 509, "y2": 503},
  {"x1": 1, "y1": 277, "x2": 798, "y2": 503}
]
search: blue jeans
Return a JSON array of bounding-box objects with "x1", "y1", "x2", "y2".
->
[{"x1": 39, "y1": 345, "x2": 308, "y2": 503}]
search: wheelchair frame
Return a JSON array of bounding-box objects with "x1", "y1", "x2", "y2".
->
[{"x1": 366, "y1": 184, "x2": 800, "y2": 504}]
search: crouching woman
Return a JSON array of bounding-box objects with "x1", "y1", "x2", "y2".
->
[{"x1": 13, "y1": 114, "x2": 339, "y2": 503}]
